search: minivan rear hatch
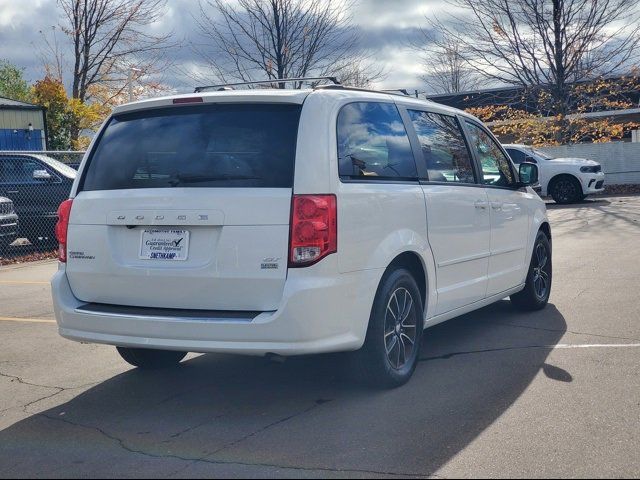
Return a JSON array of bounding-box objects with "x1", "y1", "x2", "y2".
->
[{"x1": 66, "y1": 102, "x2": 301, "y2": 311}]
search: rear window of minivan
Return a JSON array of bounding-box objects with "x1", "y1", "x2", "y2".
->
[{"x1": 81, "y1": 103, "x2": 301, "y2": 191}]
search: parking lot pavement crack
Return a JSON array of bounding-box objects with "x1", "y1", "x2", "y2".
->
[
  {"x1": 420, "y1": 344, "x2": 557, "y2": 361},
  {"x1": 488, "y1": 321, "x2": 640, "y2": 343},
  {"x1": 0, "y1": 372, "x2": 102, "y2": 416},
  {"x1": 207, "y1": 400, "x2": 330, "y2": 456},
  {"x1": 168, "y1": 414, "x2": 226, "y2": 440},
  {"x1": 38, "y1": 411, "x2": 427, "y2": 479},
  {"x1": 0, "y1": 370, "x2": 66, "y2": 391}
]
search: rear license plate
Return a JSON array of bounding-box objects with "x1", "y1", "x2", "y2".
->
[{"x1": 140, "y1": 229, "x2": 190, "y2": 261}]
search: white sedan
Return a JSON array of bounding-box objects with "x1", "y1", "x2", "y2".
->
[{"x1": 504, "y1": 144, "x2": 605, "y2": 204}]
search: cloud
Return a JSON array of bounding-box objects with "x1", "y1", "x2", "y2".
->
[
  {"x1": 0, "y1": 0, "x2": 60, "y2": 82},
  {"x1": 0, "y1": 0, "x2": 438, "y2": 93}
]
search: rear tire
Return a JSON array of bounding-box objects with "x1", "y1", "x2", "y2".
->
[
  {"x1": 550, "y1": 176, "x2": 582, "y2": 204},
  {"x1": 351, "y1": 268, "x2": 423, "y2": 389},
  {"x1": 511, "y1": 231, "x2": 552, "y2": 311},
  {"x1": 117, "y1": 347, "x2": 187, "y2": 369}
]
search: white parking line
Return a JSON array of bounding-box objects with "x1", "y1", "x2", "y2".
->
[
  {"x1": 0, "y1": 280, "x2": 50, "y2": 285},
  {"x1": 554, "y1": 343, "x2": 640, "y2": 349}
]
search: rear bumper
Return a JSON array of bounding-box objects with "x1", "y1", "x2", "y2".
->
[{"x1": 51, "y1": 258, "x2": 381, "y2": 356}]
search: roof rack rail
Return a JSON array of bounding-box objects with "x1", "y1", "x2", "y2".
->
[
  {"x1": 314, "y1": 84, "x2": 413, "y2": 98},
  {"x1": 194, "y1": 76, "x2": 340, "y2": 93},
  {"x1": 381, "y1": 89, "x2": 410, "y2": 96}
]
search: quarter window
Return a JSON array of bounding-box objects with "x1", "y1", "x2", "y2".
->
[
  {"x1": 337, "y1": 102, "x2": 417, "y2": 180},
  {"x1": 408, "y1": 110, "x2": 475, "y2": 183},
  {"x1": 464, "y1": 122, "x2": 516, "y2": 187}
]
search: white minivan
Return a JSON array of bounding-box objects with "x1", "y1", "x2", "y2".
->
[{"x1": 52, "y1": 82, "x2": 551, "y2": 388}]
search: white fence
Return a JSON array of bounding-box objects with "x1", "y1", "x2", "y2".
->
[{"x1": 538, "y1": 142, "x2": 640, "y2": 184}]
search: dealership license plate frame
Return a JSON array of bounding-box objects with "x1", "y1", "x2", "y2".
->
[{"x1": 139, "y1": 229, "x2": 190, "y2": 261}]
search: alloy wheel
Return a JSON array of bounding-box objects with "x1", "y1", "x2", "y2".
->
[
  {"x1": 532, "y1": 242, "x2": 550, "y2": 300},
  {"x1": 384, "y1": 287, "x2": 417, "y2": 370},
  {"x1": 554, "y1": 180, "x2": 577, "y2": 203}
]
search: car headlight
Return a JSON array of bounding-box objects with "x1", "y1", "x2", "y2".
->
[{"x1": 580, "y1": 165, "x2": 601, "y2": 173}]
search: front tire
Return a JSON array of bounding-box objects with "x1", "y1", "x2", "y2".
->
[
  {"x1": 550, "y1": 176, "x2": 582, "y2": 204},
  {"x1": 351, "y1": 268, "x2": 424, "y2": 389},
  {"x1": 117, "y1": 347, "x2": 187, "y2": 369},
  {"x1": 511, "y1": 231, "x2": 552, "y2": 311},
  {"x1": 0, "y1": 236, "x2": 15, "y2": 255}
]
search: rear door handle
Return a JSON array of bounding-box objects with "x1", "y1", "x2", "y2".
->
[
  {"x1": 491, "y1": 202, "x2": 503, "y2": 211},
  {"x1": 474, "y1": 200, "x2": 488, "y2": 210}
]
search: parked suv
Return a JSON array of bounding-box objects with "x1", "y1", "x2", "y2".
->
[
  {"x1": 0, "y1": 196, "x2": 18, "y2": 253},
  {"x1": 0, "y1": 153, "x2": 76, "y2": 246},
  {"x1": 504, "y1": 144, "x2": 605, "y2": 204},
  {"x1": 52, "y1": 85, "x2": 551, "y2": 388}
]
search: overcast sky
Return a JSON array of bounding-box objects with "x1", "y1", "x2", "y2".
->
[{"x1": 0, "y1": 0, "x2": 444, "y2": 94}]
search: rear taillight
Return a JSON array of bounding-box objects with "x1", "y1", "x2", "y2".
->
[
  {"x1": 289, "y1": 194, "x2": 337, "y2": 267},
  {"x1": 55, "y1": 199, "x2": 73, "y2": 262}
]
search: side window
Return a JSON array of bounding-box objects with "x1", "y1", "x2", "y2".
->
[
  {"x1": 464, "y1": 122, "x2": 516, "y2": 187},
  {"x1": 0, "y1": 157, "x2": 46, "y2": 184},
  {"x1": 506, "y1": 148, "x2": 526, "y2": 165},
  {"x1": 408, "y1": 110, "x2": 476, "y2": 183},
  {"x1": 337, "y1": 102, "x2": 417, "y2": 180}
]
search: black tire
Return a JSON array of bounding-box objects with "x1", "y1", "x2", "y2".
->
[
  {"x1": 116, "y1": 347, "x2": 187, "y2": 369},
  {"x1": 549, "y1": 175, "x2": 582, "y2": 204},
  {"x1": 0, "y1": 237, "x2": 14, "y2": 255},
  {"x1": 351, "y1": 268, "x2": 424, "y2": 389},
  {"x1": 511, "y1": 231, "x2": 552, "y2": 311}
]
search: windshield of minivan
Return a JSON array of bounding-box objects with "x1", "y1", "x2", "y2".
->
[{"x1": 81, "y1": 103, "x2": 301, "y2": 191}]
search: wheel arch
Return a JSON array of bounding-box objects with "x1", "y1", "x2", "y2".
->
[
  {"x1": 539, "y1": 221, "x2": 552, "y2": 244},
  {"x1": 548, "y1": 173, "x2": 583, "y2": 194},
  {"x1": 383, "y1": 251, "x2": 428, "y2": 319}
]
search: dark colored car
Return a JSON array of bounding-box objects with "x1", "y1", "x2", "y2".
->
[
  {"x1": 0, "y1": 196, "x2": 19, "y2": 253},
  {"x1": 0, "y1": 154, "x2": 76, "y2": 246}
]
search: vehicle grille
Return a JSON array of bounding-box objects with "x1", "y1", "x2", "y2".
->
[
  {"x1": 596, "y1": 180, "x2": 604, "y2": 189},
  {"x1": 0, "y1": 202, "x2": 14, "y2": 215}
]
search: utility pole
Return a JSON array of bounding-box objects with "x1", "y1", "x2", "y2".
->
[{"x1": 127, "y1": 67, "x2": 143, "y2": 102}]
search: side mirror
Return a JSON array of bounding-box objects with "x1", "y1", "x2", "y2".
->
[
  {"x1": 519, "y1": 162, "x2": 539, "y2": 186},
  {"x1": 33, "y1": 169, "x2": 52, "y2": 181}
]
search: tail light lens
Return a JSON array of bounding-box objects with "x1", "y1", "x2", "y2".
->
[
  {"x1": 55, "y1": 199, "x2": 73, "y2": 262},
  {"x1": 289, "y1": 194, "x2": 337, "y2": 267}
]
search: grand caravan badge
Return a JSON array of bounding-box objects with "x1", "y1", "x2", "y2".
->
[
  {"x1": 140, "y1": 229, "x2": 190, "y2": 261},
  {"x1": 261, "y1": 257, "x2": 281, "y2": 270}
]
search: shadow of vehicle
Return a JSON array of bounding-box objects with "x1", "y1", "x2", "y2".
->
[
  {"x1": 0, "y1": 301, "x2": 567, "y2": 477},
  {"x1": 545, "y1": 198, "x2": 611, "y2": 209}
]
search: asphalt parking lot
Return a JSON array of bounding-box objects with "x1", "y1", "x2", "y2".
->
[{"x1": 1, "y1": 196, "x2": 639, "y2": 478}]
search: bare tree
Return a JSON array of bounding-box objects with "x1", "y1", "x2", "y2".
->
[
  {"x1": 428, "y1": 0, "x2": 640, "y2": 114},
  {"x1": 58, "y1": 0, "x2": 172, "y2": 139},
  {"x1": 193, "y1": 0, "x2": 379, "y2": 88},
  {"x1": 414, "y1": 31, "x2": 481, "y2": 94}
]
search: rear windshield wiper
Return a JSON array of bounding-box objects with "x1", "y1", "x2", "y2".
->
[{"x1": 168, "y1": 174, "x2": 261, "y2": 186}]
